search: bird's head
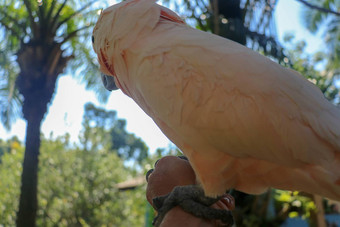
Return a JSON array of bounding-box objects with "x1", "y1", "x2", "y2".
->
[{"x1": 92, "y1": 0, "x2": 184, "y2": 91}]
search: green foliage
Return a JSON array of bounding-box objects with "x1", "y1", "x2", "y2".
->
[
  {"x1": 81, "y1": 103, "x2": 149, "y2": 164},
  {"x1": 301, "y1": 0, "x2": 340, "y2": 74},
  {"x1": 0, "y1": 0, "x2": 110, "y2": 130},
  {"x1": 36, "y1": 136, "x2": 145, "y2": 226},
  {"x1": 111, "y1": 119, "x2": 149, "y2": 164},
  {"x1": 0, "y1": 136, "x2": 148, "y2": 226},
  {"x1": 0, "y1": 102, "x2": 153, "y2": 226},
  {"x1": 274, "y1": 190, "x2": 316, "y2": 221},
  {"x1": 81, "y1": 103, "x2": 117, "y2": 152},
  {"x1": 283, "y1": 34, "x2": 339, "y2": 104},
  {"x1": 0, "y1": 139, "x2": 24, "y2": 226},
  {"x1": 0, "y1": 40, "x2": 22, "y2": 130},
  {"x1": 1, "y1": 2, "x2": 110, "y2": 223}
]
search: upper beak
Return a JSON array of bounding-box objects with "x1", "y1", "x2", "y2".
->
[{"x1": 101, "y1": 74, "x2": 118, "y2": 91}]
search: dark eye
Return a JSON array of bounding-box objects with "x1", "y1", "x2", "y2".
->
[{"x1": 92, "y1": 35, "x2": 94, "y2": 44}]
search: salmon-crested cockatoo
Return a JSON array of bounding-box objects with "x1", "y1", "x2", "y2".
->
[{"x1": 92, "y1": 0, "x2": 340, "y2": 214}]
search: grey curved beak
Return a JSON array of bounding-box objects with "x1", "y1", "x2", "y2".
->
[{"x1": 101, "y1": 74, "x2": 118, "y2": 91}]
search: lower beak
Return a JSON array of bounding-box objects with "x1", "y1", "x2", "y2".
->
[{"x1": 101, "y1": 74, "x2": 118, "y2": 91}]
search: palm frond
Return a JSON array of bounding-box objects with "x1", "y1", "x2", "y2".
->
[
  {"x1": 55, "y1": 0, "x2": 97, "y2": 31},
  {"x1": 60, "y1": 24, "x2": 94, "y2": 45},
  {"x1": 22, "y1": 0, "x2": 38, "y2": 37},
  {"x1": 0, "y1": 7, "x2": 27, "y2": 37},
  {"x1": 0, "y1": 43, "x2": 21, "y2": 130},
  {"x1": 50, "y1": 0, "x2": 69, "y2": 33},
  {"x1": 46, "y1": 0, "x2": 58, "y2": 24}
]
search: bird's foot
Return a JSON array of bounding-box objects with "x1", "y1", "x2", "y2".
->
[{"x1": 152, "y1": 184, "x2": 234, "y2": 226}]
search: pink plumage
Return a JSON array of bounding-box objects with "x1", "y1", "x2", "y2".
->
[{"x1": 92, "y1": 0, "x2": 340, "y2": 200}]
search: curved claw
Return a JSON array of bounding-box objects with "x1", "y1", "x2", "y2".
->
[{"x1": 146, "y1": 169, "x2": 154, "y2": 182}]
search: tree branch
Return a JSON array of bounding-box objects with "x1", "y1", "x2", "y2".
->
[
  {"x1": 46, "y1": 0, "x2": 57, "y2": 25},
  {"x1": 295, "y1": 0, "x2": 340, "y2": 16},
  {"x1": 38, "y1": 1, "x2": 46, "y2": 21},
  {"x1": 50, "y1": 0, "x2": 69, "y2": 33},
  {"x1": 60, "y1": 24, "x2": 94, "y2": 44}
]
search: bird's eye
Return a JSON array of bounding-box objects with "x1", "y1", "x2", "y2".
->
[{"x1": 92, "y1": 35, "x2": 94, "y2": 44}]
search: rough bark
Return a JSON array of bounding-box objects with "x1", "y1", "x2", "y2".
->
[{"x1": 16, "y1": 109, "x2": 43, "y2": 227}]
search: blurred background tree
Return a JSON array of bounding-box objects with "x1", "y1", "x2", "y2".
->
[
  {"x1": 0, "y1": 138, "x2": 24, "y2": 225},
  {"x1": 301, "y1": 0, "x2": 340, "y2": 104},
  {"x1": 81, "y1": 103, "x2": 148, "y2": 164},
  {"x1": 0, "y1": 103, "x2": 150, "y2": 226},
  {"x1": 0, "y1": 0, "x2": 109, "y2": 225},
  {"x1": 301, "y1": 0, "x2": 340, "y2": 69}
]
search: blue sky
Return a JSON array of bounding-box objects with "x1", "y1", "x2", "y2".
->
[
  {"x1": 0, "y1": 0, "x2": 327, "y2": 153},
  {"x1": 275, "y1": 0, "x2": 325, "y2": 53}
]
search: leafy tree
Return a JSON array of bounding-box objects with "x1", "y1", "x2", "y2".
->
[
  {"x1": 283, "y1": 34, "x2": 339, "y2": 104},
  {"x1": 300, "y1": 0, "x2": 340, "y2": 76},
  {"x1": 0, "y1": 136, "x2": 148, "y2": 227},
  {"x1": 0, "y1": 0, "x2": 108, "y2": 225},
  {"x1": 0, "y1": 139, "x2": 24, "y2": 226},
  {"x1": 81, "y1": 103, "x2": 117, "y2": 152},
  {"x1": 37, "y1": 136, "x2": 141, "y2": 226},
  {"x1": 0, "y1": 103, "x2": 152, "y2": 226},
  {"x1": 81, "y1": 103, "x2": 149, "y2": 164},
  {"x1": 0, "y1": 137, "x2": 21, "y2": 162}
]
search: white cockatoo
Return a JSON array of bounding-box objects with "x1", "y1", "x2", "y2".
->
[{"x1": 92, "y1": 0, "x2": 340, "y2": 201}]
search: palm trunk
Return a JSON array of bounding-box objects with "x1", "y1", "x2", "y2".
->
[
  {"x1": 15, "y1": 74, "x2": 53, "y2": 226},
  {"x1": 16, "y1": 112, "x2": 43, "y2": 227},
  {"x1": 15, "y1": 41, "x2": 70, "y2": 227}
]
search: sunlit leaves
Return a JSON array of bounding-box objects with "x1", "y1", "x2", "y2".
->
[
  {"x1": 0, "y1": 139, "x2": 24, "y2": 226},
  {"x1": 274, "y1": 190, "x2": 316, "y2": 221},
  {"x1": 37, "y1": 137, "x2": 130, "y2": 226},
  {"x1": 283, "y1": 34, "x2": 339, "y2": 104},
  {"x1": 0, "y1": 134, "x2": 148, "y2": 226}
]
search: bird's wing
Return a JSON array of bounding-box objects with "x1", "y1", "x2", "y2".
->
[{"x1": 129, "y1": 22, "x2": 340, "y2": 170}]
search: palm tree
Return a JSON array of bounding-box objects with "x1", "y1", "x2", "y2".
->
[{"x1": 0, "y1": 0, "x2": 109, "y2": 226}]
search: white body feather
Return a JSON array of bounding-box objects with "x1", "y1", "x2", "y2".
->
[{"x1": 93, "y1": 0, "x2": 340, "y2": 200}]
